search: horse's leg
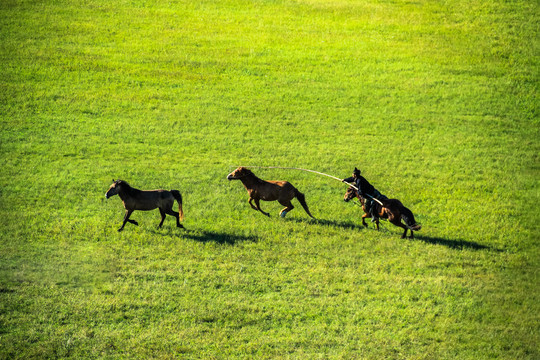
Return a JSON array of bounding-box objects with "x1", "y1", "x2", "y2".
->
[
  {"x1": 361, "y1": 213, "x2": 369, "y2": 228},
  {"x1": 402, "y1": 227, "x2": 408, "y2": 239},
  {"x1": 254, "y1": 198, "x2": 270, "y2": 217},
  {"x1": 248, "y1": 198, "x2": 259, "y2": 211},
  {"x1": 389, "y1": 209, "x2": 412, "y2": 239},
  {"x1": 399, "y1": 209, "x2": 414, "y2": 238},
  {"x1": 119, "y1": 210, "x2": 136, "y2": 231},
  {"x1": 163, "y1": 204, "x2": 184, "y2": 228},
  {"x1": 168, "y1": 210, "x2": 184, "y2": 228},
  {"x1": 278, "y1": 200, "x2": 294, "y2": 218},
  {"x1": 158, "y1": 208, "x2": 166, "y2": 228},
  {"x1": 374, "y1": 208, "x2": 386, "y2": 231},
  {"x1": 390, "y1": 220, "x2": 408, "y2": 239}
]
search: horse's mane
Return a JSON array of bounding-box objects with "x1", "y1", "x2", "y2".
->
[
  {"x1": 245, "y1": 169, "x2": 267, "y2": 184},
  {"x1": 237, "y1": 168, "x2": 265, "y2": 184},
  {"x1": 117, "y1": 180, "x2": 140, "y2": 196}
]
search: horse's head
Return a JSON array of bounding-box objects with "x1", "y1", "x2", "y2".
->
[
  {"x1": 343, "y1": 186, "x2": 358, "y2": 202},
  {"x1": 227, "y1": 167, "x2": 253, "y2": 181},
  {"x1": 106, "y1": 179, "x2": 124, "y2": 199}
]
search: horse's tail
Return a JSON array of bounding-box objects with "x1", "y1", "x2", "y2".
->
[
  {"x1": 400, "y1": 205, "x2": 421, "y2": 231},
  {"x1": 171, "y1": 190, "x2": 184, "y2": 220},
  {"x1": 294, "y1": 189, "x2": 315, "y2": 219}
]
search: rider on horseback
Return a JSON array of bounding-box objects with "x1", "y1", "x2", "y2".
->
[{"x1": 342, "y1": 167, "x2": 384, "y2": 222}]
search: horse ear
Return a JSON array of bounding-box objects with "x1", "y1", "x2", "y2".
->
[{"x1": 354, "y1": 167, "x2": 358, "y2": 171}]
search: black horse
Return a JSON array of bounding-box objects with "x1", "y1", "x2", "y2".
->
[{"x1": 106, "y1": 180, "x2": 184, "y2": 231}]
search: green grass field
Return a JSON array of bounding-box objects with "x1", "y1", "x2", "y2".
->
[{"x1": 1, "y1": 0, "x2": 538, "y2": 358}]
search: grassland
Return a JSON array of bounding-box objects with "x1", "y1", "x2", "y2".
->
[{"x1": 0, "y1": 0, "x2": 538, "y2": 358}]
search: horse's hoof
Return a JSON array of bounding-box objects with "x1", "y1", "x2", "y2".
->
[
  {"x1": 118, "y1": 228, "x2": 124, "y2": 232},
  {"x1": 280, "y1": 211, "x2": 287, "y2": 218}
]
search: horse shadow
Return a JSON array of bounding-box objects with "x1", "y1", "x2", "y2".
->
[
  {"x1": 284, "y1": 218, "x2": 499, "y2": 251},
  {"x1": 410, "y1": 235, "x2": 500, "y2": 251},
  {"x1": 182, "y1": 230, "x2": 259, "y2": 245},
  {"x1": 285, "y1": 217, "x2": 361, "y2": 230}
]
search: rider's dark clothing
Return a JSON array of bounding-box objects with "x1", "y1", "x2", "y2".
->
[
  {"x1": 343, "y1": 175, "x2": 375, "y2": 197},
  {"x1": 343, "y1": 175, "x2": 383, "y2": 219}
]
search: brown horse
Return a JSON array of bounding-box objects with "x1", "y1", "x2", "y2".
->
[
  {"x1": 343, "y1": 186, "x2": 421, "y2": 238},
  {"x1": 105, "y1": 180, "x2": 184, "y2": 231},
  {"x1": 227, "y1": 167, "x2": 315, "y2": 219}
]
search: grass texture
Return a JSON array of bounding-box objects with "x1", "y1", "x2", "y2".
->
[{"x1": 0, "y1": 0, "x2": 538, "y2": 358}]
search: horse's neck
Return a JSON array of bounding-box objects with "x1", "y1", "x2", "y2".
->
[
  {"x1": 240, "y1": 174, "x2": 263, "y2": 188},
  {"x1": 118, "y1": 184, "x2": 139, "y2": 200}
]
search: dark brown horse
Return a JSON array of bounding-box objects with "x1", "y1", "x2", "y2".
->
[
  {"x1": 227, "y1": 167, "x2": 315, "y2": 219},
  {"x1": 105, "y1": 180, "x2": 184, "y2": 231},
  {"x1": 344, "y1": 186, "x2": 421, "y2": 238}
]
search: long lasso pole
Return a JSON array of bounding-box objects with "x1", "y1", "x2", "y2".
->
[{"x1": 236, "y1": 165, "x2": 384, "y2": 205}]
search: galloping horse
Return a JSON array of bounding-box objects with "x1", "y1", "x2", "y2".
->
[
  {"x1": 105, "y1": 180, "x2": 184, "y2": 231},
  {"x1": 343, "y1": 186, "x2": 421, "y2": 238},
  {"x1": 227, "y1": 167, "x2": 315, "y2": 219}
]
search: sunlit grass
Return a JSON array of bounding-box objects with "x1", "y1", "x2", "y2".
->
[{"x1": 0, "y1": 0, "x2": 538, "y2": 358}]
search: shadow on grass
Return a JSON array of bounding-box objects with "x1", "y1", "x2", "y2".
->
[
  {"x1": 285, "y1": 217, "x2": 360, "y2": 230},
  {"x1": 182, "y1": 230, "x2": 259, "y2": 245},
  {"x1": 411, "y1": 235, "x2": 500, "y2": 251},
  {"x1": 289, "y1": 218, "x2": 500, "y2": 252}
]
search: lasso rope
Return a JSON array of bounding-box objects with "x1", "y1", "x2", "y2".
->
[{"x1": 235, "y1": 165, "x2": 384, "y2": 205}]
